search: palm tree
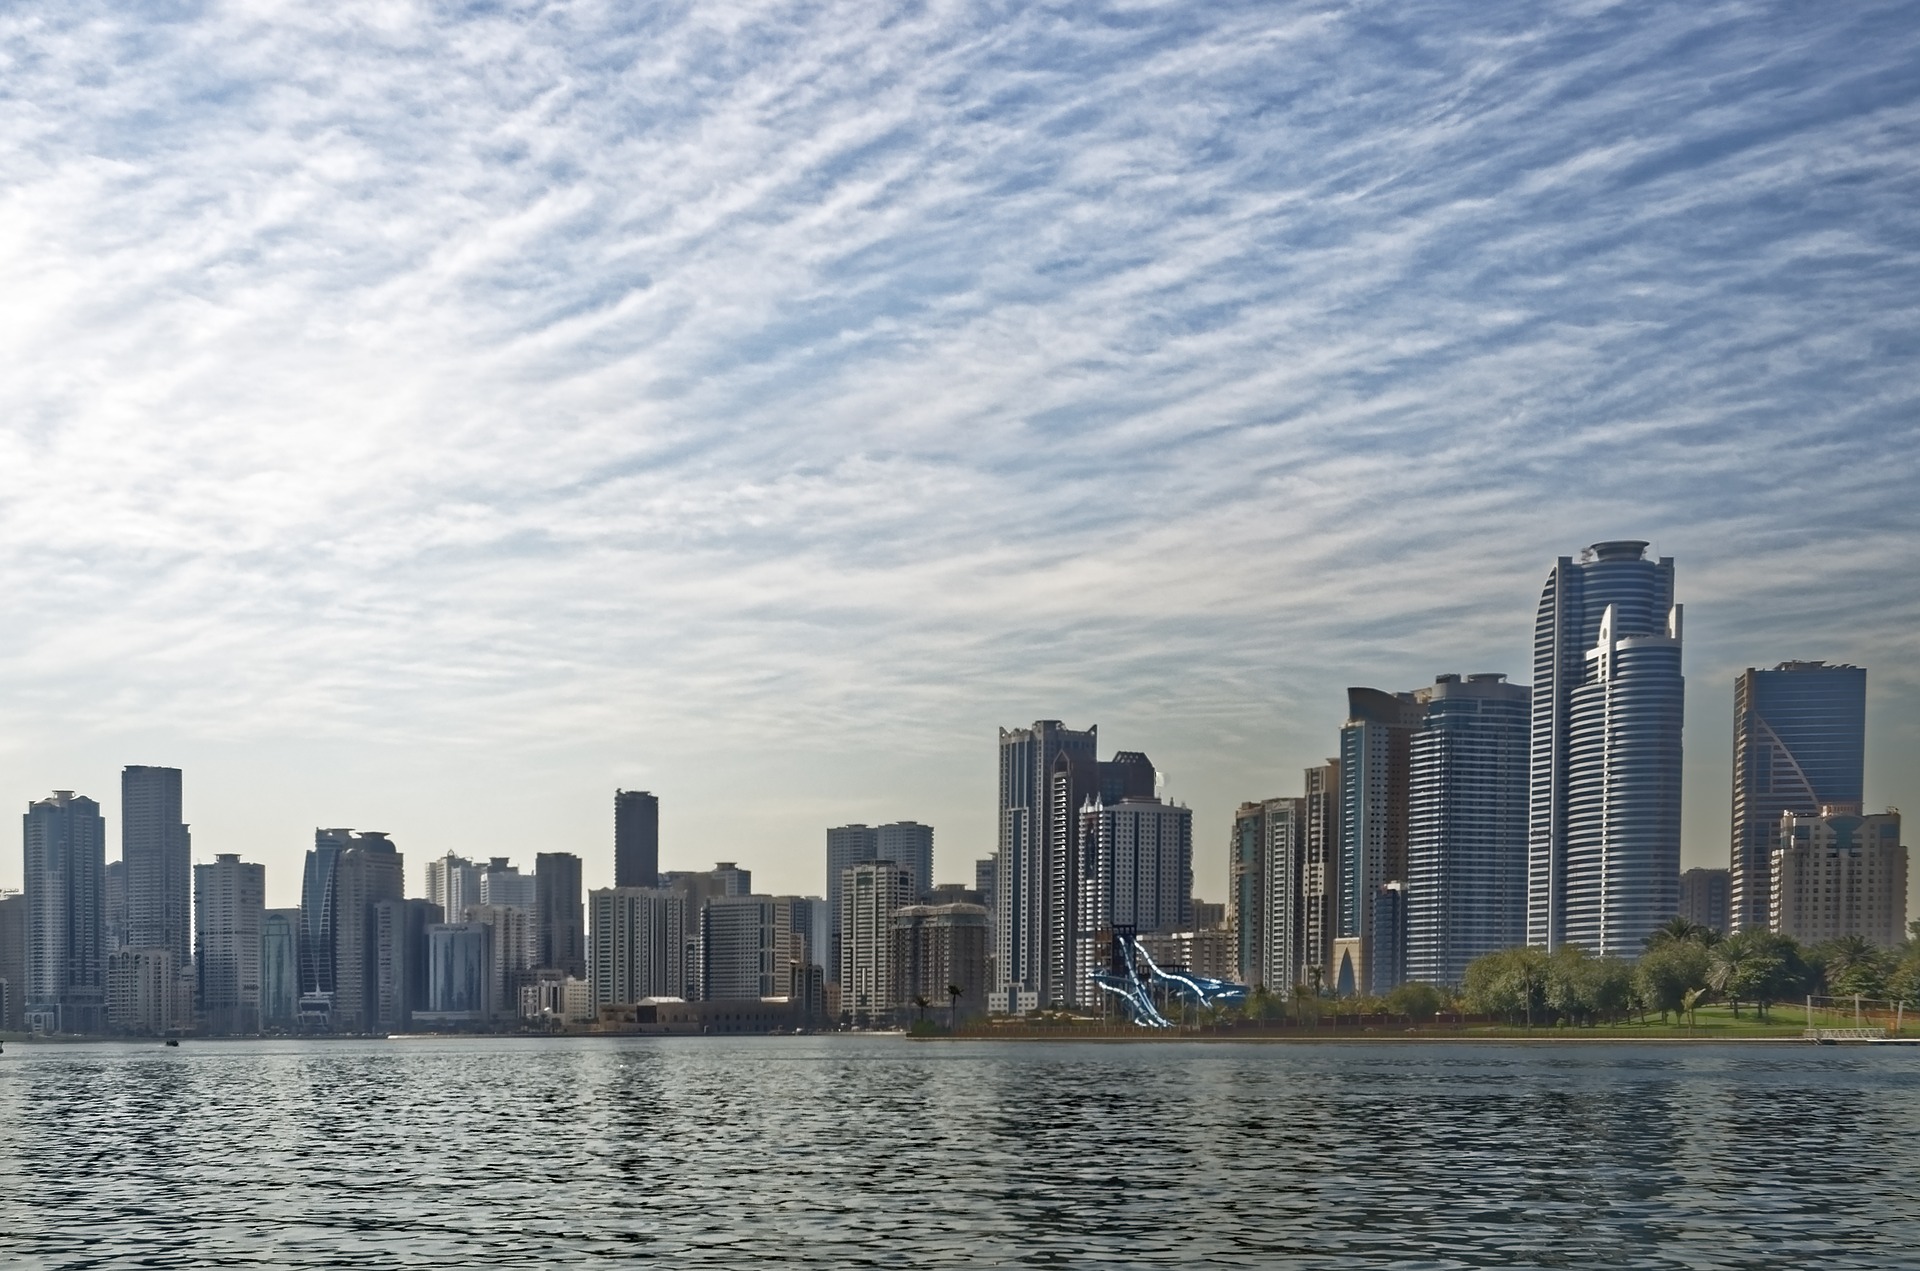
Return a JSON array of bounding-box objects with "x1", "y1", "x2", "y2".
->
[
  {"x1": 946, "y1": 983, "x2": 963, "y2": 1032},
  {"x1": 912, "y1": 995, "x2": 930, "y2": 1026},
  {"x1": 1648, "y1": 916, "x2": 1710, "y2": 948}
]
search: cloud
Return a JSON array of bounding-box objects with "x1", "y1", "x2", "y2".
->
[{"x1": 0, "y1": 0, "x2": 1916, "y2": 901}]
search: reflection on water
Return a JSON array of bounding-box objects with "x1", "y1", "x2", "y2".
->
[{"x1": 2, "y1": 1038, "x2": 1915, "y2": 1268}]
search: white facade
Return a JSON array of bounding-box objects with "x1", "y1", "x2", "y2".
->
[
  {"x1": 1073, "y1": 796, "x2": 1193, "y2": 1009},
  {"x1": 589, "y1": 887, "x2": 687, "y2": 1008},
  {"x1": 840, "y1": 862, "x2": 913, "y2": 1023},
  {"x1": 194, "y1": 853, "x2": 265, "y2": 1034}
]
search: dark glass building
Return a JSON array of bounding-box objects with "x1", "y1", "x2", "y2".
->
[
  {"x1": 614, "y1": 789, "x2": 660, "y2": 889},
  {"x1": 1728, "y1": 662, "x2": 1865, "y2": 933}
]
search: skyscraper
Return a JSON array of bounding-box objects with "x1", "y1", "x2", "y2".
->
[
  {"x1": 261, "y1": 907, "x2": 301, "y2": 1029},
  {"x1": 1230, "y1": 798, "x2": 1306, "y2": 992},
  {"x1": 1047, "y1": 749, "x2": 1156, "y2": 1005},
  {"x1": 841, "y1": 861, "x2": 914, "y2": 1024},
  {"x1": 614, "y1": 789, "x2": 660, "y2": 888},
  {"x1": 373, "y1": 897, "x2": 441, "y2": 1032},
  {"x1": 1730, "y1": 662, "x2": 1866, "y2": 933},
  {"x1": 535, "y1": 852, "x2": 586, "y2": 977},
  {"x1": 1529, "y1": 541, "x2": 1684, "y2": 957},
  {"x1": 1333, "y1": 688, "x2": 1423, "y2": 996},
  {"x1": 825, "y1": 824, "x2": 879, "y2": 984},
  {"x1": 1679, "y1": 867, "x2": 1730, "y2": 934},
  {"x1": 997, "y1": 722, "x2": 1097, "y2": 1005},
  {"x1": 875, "y1": 822, "x2": 935, "y2": 899},
  {"x1": 1072, "y1": 793, "x2": 1193, "y2": 1009},
  {"x1": 298, "y1": 829, "x2": 404, "y2": 1032},
  {"x1": 701, "y1": 895, "x2": 798, "y2": 1000},
  {"x1": 0, "y1": 891, "x2": 27, "y2": 1034},
  {"x1": 1301, "y1": 759, "x2": 1339, "y2": 989},
  {"x1": 425, "y1": 853, "x2": 481, "y2": 923},
  {"x1": 477, "y1": 858, "x2": 537, "y2": 910},
  {"x1": 892, "y1": 903, "x2": 992, "y2": 1023},
  {"x1": 589, "y1": 886, "x2": 687, "y2": 1008},
  {"x1": 194, "y1": 853, "x2": 265, "y2": 1035},
  {"x1": 122, "y1": 765, "x2": 191, "y2": 971},
  {"x1": 1405, "y1": 673, "x2": 1531, "y2": 988},
  {"x1": 24, "y1": 791, "x2": 107, "y2": 1034}
]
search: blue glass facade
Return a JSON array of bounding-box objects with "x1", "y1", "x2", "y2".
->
[{"x1": 1729, "y1": 662, "x2": 1865, "y2": 932}]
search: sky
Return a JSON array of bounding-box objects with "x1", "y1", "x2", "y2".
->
[{"x1": 1, "y1": 0, "x2": 1916, "y2": 915}]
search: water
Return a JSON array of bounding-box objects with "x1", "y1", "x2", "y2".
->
[{"x1": 2, "y1": 1037, "x2": 1917, "y2": 1269}]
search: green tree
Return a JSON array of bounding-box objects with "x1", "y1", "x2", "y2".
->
[
  {"x1": 1710, "y1": 929, "x2": 1807, "y2": 1020},
  {"x1": 1545, "y1": 945, "x2": 1594, "y2": 1025},
  {"x1": 1813, "y1": 936, "x2": 1891, "y2": 999},
  {"x1": 1386, "y1": 981, "x2": 1444, "y2": 1022},
  {"x1": 1463, "y1": 946, "x2": 1548, "y2": 1026},
  {"x1": 1636, "y1": 940, "x2": 1711, "y2": 1023}
]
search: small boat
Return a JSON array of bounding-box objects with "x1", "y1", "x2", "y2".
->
[{"x1": 164, "y1": 1038, "x2": 180, "y2": 1047}]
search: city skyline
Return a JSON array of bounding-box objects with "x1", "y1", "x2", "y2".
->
[{"x1": 0, "y1": 4, "x2": 1917, "y2": 920}]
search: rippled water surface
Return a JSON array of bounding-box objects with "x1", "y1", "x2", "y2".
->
[{"x1": 3, "y1": 1037, "x2": 1917, "y2": 1268}]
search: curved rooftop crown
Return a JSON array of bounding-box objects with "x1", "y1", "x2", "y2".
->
[{"x1": 1585, "y1": 540, "x2": 1650, "y2": 562}]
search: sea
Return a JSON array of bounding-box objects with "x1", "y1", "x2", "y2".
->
[{"x1": 2, "y1": 1036, "x2": 1915, "y2": 1269}]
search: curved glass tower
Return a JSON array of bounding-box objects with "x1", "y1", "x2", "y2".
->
[{"x1": 1528, "y1": 541, "x2": 1683, "y2": 955}]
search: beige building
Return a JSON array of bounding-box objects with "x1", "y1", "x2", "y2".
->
[
  {"x1": 892, "y1": 902, "x2": 990, "y2": 1023},
  {"x1": 107, "y1": 947, "x2": 190, "y2": 1035},
  {"x1": 841, "y1": 861, "x2": 914, "y2": 1024},
  {"x1": 1771, "y1": 807, "x2": 1907, "y2": 947}
]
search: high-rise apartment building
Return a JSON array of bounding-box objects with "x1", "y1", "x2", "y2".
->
[
  {"x1": 1405, "y1": 673, "x2": 1531, "y2": 988},
  {"x1": 122, "y1": 766, "x2": 192, "y2": 971},
  {"x1": 1047, "y1": 750, "x2": 1156, "y2": 1006},
  {"x1": 0, "y1": 891, "x2": 25, "y2": 1034},
  {"x1": 24, "y1": 791, "x2": 107, "y2": 1034},
  {"x1": 614, "y1": 789, "x2": 660, "y2": 888},
  {"x1": 701, "y1": 895, "x2": 798, "y2": 1001},
  {"x1": 535, "y1": 852, "x2": 586, "y2": 977},
  {"x1": 1302, "y1": 759, "x2": 1339, "y2": 989},
  {"x1": 826, "y1": 824, "x2": 879, "y2": 984},
  {"x1": 996, "y1": 722, "x2": 1098, "y2": 1005},
  {"x1": 105, "y1": 860, "x2": 127, "y2": 953},
  {"x1": 194, "y1": 853, "x2": 265, "y2": 1035},
  {"x1": 1679, "y1": 867, "x2": 1730, "y2": 934},
  {"x1": 1772, "y1": 808, "x2": 1906, "y2": 947},
  {"x1": 1529, "y1": 541, "x2": 1684, "y2": 957},
  {"x1": 425, "y1": 854, "x2": 482, "y2": 924},
  {"x1": 664, "y1": 862, "x2": 751, "y2": 999},
  {"x1": 261, "y1": 907, "x2": 301, "y2": 1029},
  {"x1": 1333, "y1": 688, "x2": 1423, "y2": 996},
  {"x1": 298, "y1": 829, "x2": 404, "y2": 1032},
  {"x1": 841, "y1": 861, "x2": 914, "y2": 1024},
  {"x1": 589, "y1": 886, "x2": 687, "y2": 1008},
  {"x1": 107, "y1": 946, "x2": 187, "y2": 1035},
  {"x1": 1072, "y1": 795, "x2": 1192, "y2": 1008},
  {"x1": 373, "y1": 897, "x2": 441, "y2": 1032},
  {"x1": 784, "y1": 895, "x2": 828, "y2": 970},
  {"x1": 875, "y1": 823, "x2": 935, "y2": 899},
  {"x1": 1229, "y1": 798, "x2": 1306, "y2": 992},
  {"x1": 464, "y1": 902, "x2": 532, "y2": 1021},
  {"x1": 1730, "y1": 662, "x2": 1866, "y2": 934},
  {"x1": 478, "y1": 858, "x2": 537, "y2": 911},
  {"x1": 892, "y1": 903, "x2": 991, "y2": 1022}
]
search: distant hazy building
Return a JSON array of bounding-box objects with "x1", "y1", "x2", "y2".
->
[
  {"x1": 298, "y1": 829, "x2": 404, "y2": 1032},
  {"x1": 1772, "y1": 808, "x2": 1907, "y2": 947},
  {"x1": 24, "y1": 791, "x2": 107, "y2": 1034},
  {"x1": 107, "y1": 946, "x2": 186, "y2": 1035},
  {"x1": 589, "y1": 887, "x2": 687, "y2": 1008},
  {"x1": 1073, "y1": 795, "x2": 1193, "y2": 1009},
  {"x1": 478, "y1": 858, "x2": 537, "y2": 912},
  {"x1": 701, "y1": 895, "x2": 798, "y2": 1001},
  {"x1": 465, "y1": 903, "x2": 532, "y2": 1021},
  {"x1": 665, "y1": 862, "x2": 752, "y2": 999},
  {"x1": 1529, "y1": 541, "x2": 1684, "y2": 957},
  {"x1": 1679, "y1": 868, "x2": 1730, "y2": 935},
  {"x1": 826, "y1": 824, "x2": 880, "y2": 984},
  {"x1": 1334, "y1": 688, "x2": 1423, "y2": 996},
  {"x1": 875, "y1": 823, "x2": 935, "y2": 901},
  {"x1": 122, "y1": 765, "x2": 192, "y2": 972},
  {"x1": 1138, "y1": 926, "x2": 1237, "y2": 983},
  {"x1": 614, "y1": 789, "x2": 660, "y2": 888},
  {"x1": 261, "y1": 907, "x2": 301, "y2": 1029},
  {"x1": 373, "y1": 897, "x2": 441, "y2": 1032},
  {"x1": 105, "y1": 860, "x2": 127, "y2": 954},
  {"x1": 194, "y1": 853, "x2": 265, "y2": 1035},
  {"x1": 974, "y1": 856, "x2": 995, "y2": 907},
  {"x1": 0, "y1": 892, "x2": 26, "y2": 1033},
  {"x1": 535, "y1": 852, "x2": 586, "y2": 977},
  {"x1": 892, "y1": 903, "x2": 990, "y2": 1022},
  {"x1": 784, "y1": 894, "x2": 829, "y2": 970},
  {"x1": 841, "y1": 861, "x2": 914, "y2": 1024},
  {"x1": 1406, "y1": 673, "x2": 1531, "y2": 988},
  {"x1": 1230, "y1": 798, "x2": 1306, "y2": 992},
  {"x1": 1730, "y1": 662, "x2": 1866, "y2": 934},
  {"x1": 421, "y1": 922, "x2": 492, "y2": 1026},
  {"x1": 425, "y1": 854, "x2": 482, "y2": 927}
]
